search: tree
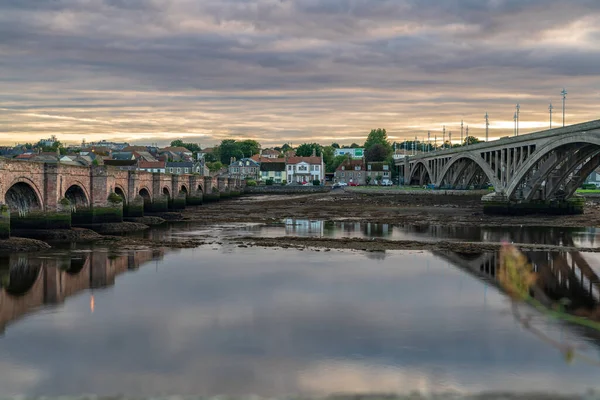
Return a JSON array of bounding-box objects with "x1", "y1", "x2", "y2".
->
[
  {"x1": 322, "y1": 146, "x2": 335, "y2": 170},
  {"x1": 365, "y1": 143, "x2": 390, "y2": 162},
  {"x1": 464, "y1": 136, "x2": 482, "y2": 146},
  {"x1": 331, "y1": 142, "x2": 340, "y2": 149},
  {"x1": 238, "y1": 140, "x2": 260, "y2": 158},
  {"x1": 281, "y1": 143, "x2": 292, "y2": 153},
  {"x1": 350, "y1": 143, "x2": 361, "y2": 148},
  {"x1": 364, "y1": 128, "x2": 391, "y2": 152},
  {"x1": 327, "y1": 154, "x2": 348, "y2": 173},
  {"x1": 219, "y1": 139, "x2": 244, "y2": 164},
  {"x1": 295, "y1": 143, "x2": 322, "y2": 157},
  {"x1": 207, "y1": 161, "x2": 223, "y2": 172},
  {"x1": 365, "y1": 176, "x2": 372, "y2": 185},
  {"x1": 170, "y1": 139, "x2": 201, "y2": 153}
]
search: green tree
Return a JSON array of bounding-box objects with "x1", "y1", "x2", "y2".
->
[
  {"x1": 207, "y1": 161, "x2": 224, "y2": 172},
  {"x1": 365, "y1": 143, "x2": 390, "y2": 162},
  {"x1": 170, "y1": 140, "x2": 201, "y2": 153},
  {"x1": 238, "y1": 140, "x2": 260, "y2": 158},
  {"x1": 364, "y1": 129, "x2": 391, "y2": 152},
  {"x1": 350, "y1": 143, "x2": 361, "y2": 148},
  {"x1": 281, "y1": 143, "x2": 292, "y2": 153},
  {"x1": 327, "y1": 154, "x2": 348, "y2": 173},
  {"x1": 295, "y1": 143, "x2": 322, "y2": 157},
  {"x1": 464, "y1": 136, "x2": 482, "y2": 146},
  {"x1": 331, "y1": 142, "x2": 340, "y2": 149},
  {"x1": 322, "y1": 146, "x2": 335, "y2": 170},
  {"x1": 219, "y1": 139, "x2": 244, "y2": 164}
]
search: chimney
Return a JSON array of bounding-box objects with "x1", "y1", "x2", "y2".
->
[{"x1": 312, "y1": 147, "x2": 316, "y2": 157}]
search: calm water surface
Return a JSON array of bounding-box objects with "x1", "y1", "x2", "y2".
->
[{"x1": 0, "y1": 225, "x2": 600, "y2": 396}]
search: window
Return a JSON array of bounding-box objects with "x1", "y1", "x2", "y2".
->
[
  {"x1": 184, "y1": 168, "x2": 189, "y2": 173},
  {"x1": 177, "y1": 168, "x2": 182, "y2": 173},
  {"x1": 342, "y1": 166, "x2": 345, "y2": 170},
  {"x1": 312, "y1": 165, "x2": 319, "y2": 171},
  {"x1": 354, "y1": 166, "x2": 361, "y2": 170},
  {"x1": 358, "y1": 172, "x2": 361, "y2": 177},
  {"x1": 341, "y1": 172, "x2": 345, "y2": 177},
  {"x1": 275, "y1": 171, "x2": 282, "y2": 177},
  {"x1": 169, "y1": 167, "x2": 174, "y2": 172},
  {"x1": 368, "y1": 165, "x2": 372, "y2": 170},
  {"x1": 246, "y1": 161, "x2": 249, "y2": 166},
  {"x1": 383, "y1": 165, "x2": 389, "y2": 170},
  {"x1": 384, "y1": 172, "x2": 389, "y2": 176},
  {"x1": 262, "y1": 171, "x2": 268, "y2": 176}
]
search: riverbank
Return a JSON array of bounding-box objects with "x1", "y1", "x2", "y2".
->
[{"x1": 180, "y1": 190, "x2": 600, "y2": 228}]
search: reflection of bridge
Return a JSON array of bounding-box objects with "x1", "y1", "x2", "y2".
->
[
  {"x1": 397, "y1": 120, "x2": 600, "y2": 212},
  {"x1": 0, "y1": 158, "x2": 244, "y2": 237},
  {"x1": 437, "y1": 249, "x2": 600, "y2": 313},
  {"x1": 0, "y1": 249, "x2": 163, "y2": 332}
]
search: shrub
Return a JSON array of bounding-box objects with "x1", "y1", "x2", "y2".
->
[
  {"x1": 281, "y1": 180, "x2": 287, "y2": 186},
  {"x1": 265, "y1": 178, "x2": 274, "y2": 186},
  {"x1": 312, "y1": 179, "x2": 320, "y2": 186},
  {"x1": 365, "y1": 176, "x2": 372, "y2": 185},
  {"x1": 107, "y1": 192, "x2": 123, "y2": 204},
  {"x1": 246, "y1": 180, "x2": 257, "y2": 187},
  {"x1": 581, "y1": 183, "x2": 597, "y2": 190}
]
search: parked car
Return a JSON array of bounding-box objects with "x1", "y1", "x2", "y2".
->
[
  {"x1": 349, "y1": 182, "x2": 359, "y2": 186},
  {"x1": 381, "y1": 179, "x2": 393, "y2": 186},
  {"x1": 337, "y1": 182, "x2": 348, "y2": 187}
]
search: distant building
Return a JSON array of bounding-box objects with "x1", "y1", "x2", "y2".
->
[
  {"x1": 585, "y1": 168, "x2": 600, "y2": 187},
  {"x1": 85, "y1": 140, "x2": 129, "y2": 151},
  {"x1": 39, "y1": 135, "x2": 58, "y2": 148},
  {"x1": 261, "y1": 148, "x2": 281, "y2": 159},
  {"x1": 260, "y1": 160, "x2": 287, "y2": 183},
  {"x1": 286, "y1": 156, "x2": 324, "y2": 183},
  {"x1": 139, "y1": 161, "x2": 166, "y2": 174},
  {"x1": 166, "y1": 161, "x2": 203, "y2": 175},
  {"x1": 335, "y1": 159, "x2": 365, "y2": 185},
  {"x1": 229, "y1": 158, "x2": 260, "y2": 180},
  {"x1": 334, "y1": 148, "x2": 364, "y2": 159}
]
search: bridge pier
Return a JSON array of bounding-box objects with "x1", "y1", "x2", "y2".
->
[
  {"x1": 203, "y1": 176, "x2": 219, "y2": 202},
  {"x1": 124, "y1": 195, "x2": 144, "y2": 217},
  {"x1": 170, "y1": 192, "x2": 187, "y2": 210},
  {"x1": 218, "y1": 177, "x2": 230, "y2": 199},
  {"x1": 0, "y1": 205, "x2": 9, "y2": 239},
  {"x1": 186, "y1": 175, "x2": 204, "y2": 205},
  {"x1": 482, "y1": 192, "x2": 584, "y2": 215}
]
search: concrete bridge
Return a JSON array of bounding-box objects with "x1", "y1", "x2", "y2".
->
[
  {"x1": 398, "y1": 119, "x2": 600, "y2": 213},
  {"x1": 0, "y1": 158, "x2": 243, "y2": 238}
]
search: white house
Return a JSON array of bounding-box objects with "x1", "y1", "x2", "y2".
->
[
  {"x1": 286, "y1": 156, "x2": 324, "y2": 183},
  {"x1": 334, "y1": 148, "x2": 364, "y2": 158}
]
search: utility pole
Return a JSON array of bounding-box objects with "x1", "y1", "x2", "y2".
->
[
  {"x1": 513, "y1": 111, "x2": 517, "y2": 137},
  {"x1": 427, "y1": 131, "x2": 431, "y2": 152},
  {"x1": 561, "y1": 88, "x2": 567, "y2": 127},
  {"x1": 442, "y1": 126, "x2": 446, "y2": 150},
  {"x1": 485, "y1": 112, "x2": 489, "y2": 142},
  {"x1": 449, "y1": 131, "x2": 452, "y2": 148},
  {"x1": 460, "y1": 120, "x2": 464, "y2": 145},
  {"x1": 466, "y1": 126, "x2": 469, "y2": 147},
  {"x1": 515, "y1": 103, "x2": 520, "y2": 136},
  {"x1": 434, "y1": 134, "x2": 437, "y2": 151},
  {"x1": 549, "y1": 102, "x2": 553, "y2": 129}
]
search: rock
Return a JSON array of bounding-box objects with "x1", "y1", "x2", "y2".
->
[{"x1": 0, "y1": 237, "x2": 51, "y2": 251}]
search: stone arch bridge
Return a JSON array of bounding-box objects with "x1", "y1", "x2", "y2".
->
[
  {"x1": 0, "y1": 159, "x2": 243, "y2": 237},
  {"x1": 398, "y1": 120, "x2": 600, "y2": 214}
]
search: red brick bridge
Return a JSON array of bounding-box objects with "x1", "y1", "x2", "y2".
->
[{"x1": 0, "y1": 158, "x2": 242, "y2": 235}]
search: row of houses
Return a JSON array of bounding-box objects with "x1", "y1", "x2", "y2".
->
[{"x1": 229, "y1": 154, "x2": 325, "y2": 184}]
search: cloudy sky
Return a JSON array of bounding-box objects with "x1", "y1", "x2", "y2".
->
[{"x1": 0, "y1": 0, "x2": 599, "y2": 147}]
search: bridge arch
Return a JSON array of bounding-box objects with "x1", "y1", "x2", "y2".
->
[
  {"x1": 114, "y1": 186, "x2": 127, "y2": 204},
  {"x1": 139, "y1": 187, "x2": 152, "y2": 211},
  {"x1": 506, "y1": 134, "x2": 600, "y2": 200},
  {"x1": 65, "y1": 184, "x2": 90, "y2": 208},
  {"x1": 196, "y1": 183, "x2": 204, "y2": 194},
  {"x1": 408, "y1": 161, "x2": 432, "y2": 186},
  {"x1": 162, "y1": 187, "x2": 171, "y2": 197},
  {"x1": 4, "y1": 180, "x2": 42, "y2": 213},
  {"x1": 437, "y1": 154, "x2": 500, "y2": 190},
  {"x1": 180, "y1": 184, "x2": 188, "y2": 194}
]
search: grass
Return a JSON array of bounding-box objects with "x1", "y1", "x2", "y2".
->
[{"x1": 576, "y1": 189, "x2": 600, "y2": 194}]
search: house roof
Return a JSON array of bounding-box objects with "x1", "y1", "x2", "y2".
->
[
  {"x1": 336, "y1": 159, "x2": 365, "y2": 171},
  {"x1": 110, "y1": 152, "x2": 135, "y2": 160},
  {"x1": 230, "y1": 158, "x2": 259, "y2": 167},
  {"x1": 260, "y1": 162, "x2": 286, "y2": 172},
  {"x1": 160, "y1": 146, "x2": 192, "y2": 153},
  {"x1": 166, "y1": 161, "x2": 195, "y2": 167},
  {"x1": 138, "y1": 160, "x2": 166, "y2": 169},
  {"x1": 123, "y1": 146, "x2": 148, "y2": 152},
  {"x1": 286, "y1": 156, "x2": 322, "y2": 165}
]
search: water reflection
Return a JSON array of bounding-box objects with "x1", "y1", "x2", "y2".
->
[
  {"x1": 0, "y1": 246, "x2": 600, "y2": 395},
  {"x1": 0, "y1": 249, "x2": 164, "y2": 333}
]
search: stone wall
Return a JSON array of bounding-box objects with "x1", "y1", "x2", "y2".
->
[{"x1": 245, "y1": 185, "x2": 331, "y2": 194}]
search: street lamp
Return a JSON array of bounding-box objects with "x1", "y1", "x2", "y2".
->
[
  {"x1": 485, "y1": 112, "x2": 489, "y2": 142},
  {"x1": 513, "y1": 111, "x2": 517, "y2": 137},
  {"x1": 549, "y1": 102, "x2": 553, "y2": 129},
  {"x1": 561, "y1": 88, "x2": 567, "y2": 127},
  {"x1": 427, "y1": 131, "x2": 431, "y2": 152},
  {"x1": 465, "y1": 125, "x2": 469, "y2": 147},
  {"x1": 460, "y1": 120, "x2": 464, "y2": 145},
  {"x1": 515, "y1": 103, "x2": 520, "y2": 136},
  {"x1": 449, "y1": 131, "x2": 452, "y2": 148}
]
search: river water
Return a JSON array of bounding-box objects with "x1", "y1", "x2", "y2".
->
[{"x1": 0, "y1": 220, "x2": 600, "y2": 396}]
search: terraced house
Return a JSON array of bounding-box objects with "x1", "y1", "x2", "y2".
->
[
  {"x1": 229, "y1": 158, "x2": 260, "y2": 180},
  {"x1": 286, "y1": 156, "x2": 324, "y2": 184},
  {"x1": 259, "y1": 159, "x2": 286, "y2": 183}
]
